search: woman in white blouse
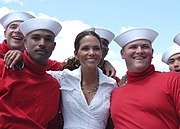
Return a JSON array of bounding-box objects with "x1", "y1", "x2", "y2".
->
[{"x1": 48, "y1": 30, "x2": 117, "y2": 129}]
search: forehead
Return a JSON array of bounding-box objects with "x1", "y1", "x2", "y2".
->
[
  {"x1": 125, "y1": 39, "x2": 151, "y2": 47},
  {"x1": 27, "y1": 29, "x2": 55, "y2": 37},
  {"x1": 80, "y1": 35, "x2": 100, "y2": 43},
  {"x1": 7, "y1": 21, "x2": 23, "y2": 28},
  {"x1": 169, "y1": 53, "x2": 180, "y2": 59}
]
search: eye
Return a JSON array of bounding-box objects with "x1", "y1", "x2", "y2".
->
[
  {"x1": 168, "y1": 60, "x2": 174, "y2": 64},
  {"x1": 93, "y1": 46, "x2": 101, "y2": 51},
  {"x1": 44, "y1": 37, "x2": 54, "y2": 42},
  {"x1": 81, "y1": 46, "x2": 89, "y2": 51},
  {"x1": 142, "y1": 45, "x2": 151, "y2": 49},
  {"x1": 9, "y1": 25, "x2": 18, "y2": 29},
  {"x1": 177, "y1": 57, "x2": 180, "y2": 61},
  {"x1": 31, "y1": 36, "x2": 40, "y2": 41},
  {"x1": 129, "y1": 45, "x2": 137, "y2": 49}
]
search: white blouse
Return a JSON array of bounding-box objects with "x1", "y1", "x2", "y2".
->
[{"x1": 48, "y1": 67, "x2": 116, "y2": 129}]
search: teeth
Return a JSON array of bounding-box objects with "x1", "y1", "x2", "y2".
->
[
  {"x1": 12, "y1": 36, "x2": 22, "y2": 40},
  {"x1": 86, "y1": 58, "x2": 95, "y2": 61},
  {"x1": 13, "y1": 37, "x2": 21, "y2": 40},
  {"x1": 134, "y1": 57, "x2": 144, "y2": 60}
]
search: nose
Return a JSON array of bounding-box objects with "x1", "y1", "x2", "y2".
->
[
  {"x1": 14, "y1": 27, "x2": 21, "y2": 33},
  {"x1": 39, "y1": 38, "x2": 46, "y2": 48},
  {"x1": 136, "y1": 46, "x2": 143, "y2": 53},
  {"x1": 174, "y1": 60, "x2": 180, "y2": 67},
  {"x1": 89, "y1": 49, "x2": 95, "y2": 55}
]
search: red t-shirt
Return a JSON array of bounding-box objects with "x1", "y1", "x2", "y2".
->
[
  {"x1": 0, "y1": 40, "x2": 12, "y2": 54},
  {"x1": 110, "y1": 65, "x2": 180, "y2": 129},
  {"x1": 0, "y1": 51, "x2": 61, "y2": 128}
]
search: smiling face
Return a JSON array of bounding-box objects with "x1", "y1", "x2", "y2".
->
[
  {"x1": 25, "y1": 29, "x2": 56, "y2": 65},
  {"x1": 4, "y1": 21, "x2": 25, "y2": 51},
  {"x1": 75, "y1": 34, "x2": 102, "y2": 70},
  {"x1": 121, "y1": 39, "x2": 153, "y2": 73},
  {"x1": 168, "y1": 53, "x2": 180, "y2": 72}
]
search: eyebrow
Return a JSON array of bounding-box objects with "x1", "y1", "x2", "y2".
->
[
  {"x1": 31, "y1": 34, "x2": 54, "y2": 37},
  {"x1": 9, "y1": 23, "x2": 19, "y2": 26}
]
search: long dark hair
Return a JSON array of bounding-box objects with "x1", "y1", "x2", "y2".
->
[{"x1": 62, "y1": 30, "x2": 102, "y2": 70}]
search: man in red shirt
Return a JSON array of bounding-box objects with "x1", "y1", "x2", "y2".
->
[
  {"x1": 0, "y1": 11, "x2": 35, "y2": 54},
  {"x1": 0, "y1": 11, "x2": 65, "y2": 71},
  {"x1": 0, "y1": 18, "x2": 62, "y2": 129},
  {"x1": 111, "y1": 28, "x2": 180, "y2": 129},
  {"x1": 162, "y1": 44, "x2": 180, "y2": 72}
]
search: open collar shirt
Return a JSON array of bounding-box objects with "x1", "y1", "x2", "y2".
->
[{"x1": 48, "y1": 67, "x2": 117, "y2": 129}]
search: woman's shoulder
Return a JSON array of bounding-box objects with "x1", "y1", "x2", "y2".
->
[{"x1": 98, "y1": 68, "x2": 117, "y2": 86}]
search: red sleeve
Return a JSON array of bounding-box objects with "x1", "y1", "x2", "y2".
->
[
  {"x1": 114, "y1": 76, "x2": 120, "y2": 83},
  {"x1": 47, "y1": 59, "x2": 64, "y2": 71},
  {"x1": 170, "y1": 74, "x2": 180, "y2": 120},
  {"x1": 0, "y1": 40, "x2": 12, "y2": 54},
  {"x1": 0, "y1": 58, "x2": 5, "y2": 77},
  {"x1": 47, "y1": 90, "x2": 63, "y2": 129}
]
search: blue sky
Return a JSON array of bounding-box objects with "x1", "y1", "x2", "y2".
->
[{"x1": 0, "y1": 0, "x2": 180, "y2": 77}]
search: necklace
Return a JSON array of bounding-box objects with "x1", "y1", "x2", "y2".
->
[
  {"x1": 81, "y1": 81, "x2": 99, "y2": 94},
  {"x1": 81, "y1": 72, "x2": 99, "y2": 95}
]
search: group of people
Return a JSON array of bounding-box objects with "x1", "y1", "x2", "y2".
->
[
  {"x1": 0, "y1": 11, "x2": 179, "y2": 129},
  {"x1": 0, "y1": 11, "x2": 117, "y2": 129}
]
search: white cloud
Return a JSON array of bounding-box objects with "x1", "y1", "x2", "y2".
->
[
  {"x1": 106, "y1": 49, "x2": 116, "y2": 59},
  {"x1": 152, "y1": 53, "x2": 169, "y2": 72},
  {"x1": 0, "y1": 7, "x2": 16, "y2": 18},
  {"x1": 105, "y1": 50, "x2": 126, "y2": 78},
  {"x1": 1, "y1": 0, "x2": 23, "y2": 5}
]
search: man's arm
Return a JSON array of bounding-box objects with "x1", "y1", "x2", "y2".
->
[
  {"x1": 3, "y1": 50, "x2": 64, "y2": 71},
  {"x1": 3, "y1": 50, "x2": 23, "y2": 70},
  {"x1": 103, "y1": 60, "x2": 116, "y2": 78}
]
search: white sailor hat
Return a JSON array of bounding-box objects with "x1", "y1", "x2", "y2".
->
[
  {"x1": 161, "y1": 44, "x2": 180, "y2": 64},
  {"x1": 0, "y1": 12, "x2": 35, "y2": 29},
  {"x1": 94, "y1": 28, "x2": 115, "y2": 43},
  {"x1": 20, "y1": 18, "x2": 62, "y2": 37},
  {"x1": 173, "y1": 32, "x2": 180, "y2": 46},
  {"x1": 114, "y1": 28, "x2": 158, "y2": 48},
  {"x1": 85, "y1": 28, "x2": 115, "y2": 43}
]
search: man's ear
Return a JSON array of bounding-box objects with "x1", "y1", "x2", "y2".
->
[
  {"x1": 4, "y1": 30, "x2": 6, "y2": 38},
  {"x1": 107, "y1": 47, "x2": 109, "y2": 52},
  {"x1": 121, "y1": 49, "x2": 125, "y2": 59},
  {"x1": 52, "y1": 42, "x2": 56, "y2": 50},
  {"x1": 152, "y1": 48, "x2": 154, "y2": 58},
  {"x1": 24, "y1": 39, "x2": 28, "y2": 49}
]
